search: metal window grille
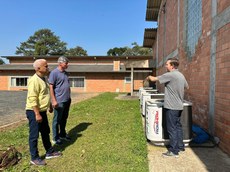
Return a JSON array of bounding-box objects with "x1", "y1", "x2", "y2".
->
[
  {"x1": 69, "y1": 77, "x2": 85, "y2": 88},
  {"x1": 11, "y1": 77, "x2": 28, "y2": 86},
  {"x1": 184, "y1": 0, "x2": 202, "y2": 58}
]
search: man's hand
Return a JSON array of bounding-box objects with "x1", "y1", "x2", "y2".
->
[
  {"x1": 52, "y1": 100, "x2": 59, "y2": 108},
  {"x1": 49, "y1": 107, "x2": 53, "y2": 113},
  {"x1": 146, "y1": 75, "x2": 158, "y2": 82},
  {"x1": 146, "y1": 76, "x2": 150, "y2": 81},
  {"x1": 35, "y1": 113, "x2": 42, "y2": 123}
]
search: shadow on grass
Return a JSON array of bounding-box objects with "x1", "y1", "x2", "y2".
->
[{"x1": 53, "y1": 122, "x2": 93, "y2": 151}]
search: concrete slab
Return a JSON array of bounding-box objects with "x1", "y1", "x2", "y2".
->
[{"x1": 0, "y1": 91, "x2": 27, "y2": 127}]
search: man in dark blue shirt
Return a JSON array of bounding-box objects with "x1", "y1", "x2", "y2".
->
[{"x1": 49, "y1": 56, "x2": 71, "y2": 145}]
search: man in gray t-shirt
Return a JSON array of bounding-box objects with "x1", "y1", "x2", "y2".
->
[
  {"x1": 147, "y1": 57, "x2": 189, "y2": 157},
  {"x1": 49, "y1": 56, "x2": 71, "y2": 145}
]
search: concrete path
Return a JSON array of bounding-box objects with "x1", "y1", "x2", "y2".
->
[
  {"x1": 143, "y1": 117, "x2": 230, "y2": 171},
  {"x1": 0, "y1": 91, "x2": 27, "y2": 127},
  {"x1": 0, "y1": 91, "x2": 99, "y2": 129},
  {"x1": 147, "y1": 141, "x2": 230, "y2": 172}
]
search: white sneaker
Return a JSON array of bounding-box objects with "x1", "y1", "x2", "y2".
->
[{"x1": 52, "y1": 139, "x2": 62, "y2": 145}]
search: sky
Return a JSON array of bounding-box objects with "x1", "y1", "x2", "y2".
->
[{"x1": 0, "y1": 0, "x2": 156, "y2": 62}]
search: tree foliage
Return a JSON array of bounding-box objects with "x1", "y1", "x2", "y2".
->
[
  {"x1": 107, "y1": 47, "x2": 128, "y2": 56},
  {"x1": 0, "y1": 58, "x2": 5, "y2": 65},
  {"x1": 15, "y1": 29, "x2": 67, "y2": 56},
  {"x1": 65, "y1": 46, "x2": 88, "y2": 56},
  {"x1": 107, "y1": 42, "x2": 152, "y2": 56},
  {"x1": 123, "y1": 42, "x2": 152, "y2": 56}
]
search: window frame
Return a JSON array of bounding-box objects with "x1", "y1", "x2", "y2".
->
[
  {"x1": 10, "y1": 76, "x2": 29, "y2": 87},
  {"x1": 184, "y1": 0, "x2": 202, "y2": 59},
  {"x1": 124, "y1": 77, "x2": 131, "y2": 84},
  {"x1": 69, "y1": 76, "x2": 85, "y2": 88}
]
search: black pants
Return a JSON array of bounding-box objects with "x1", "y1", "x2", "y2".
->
[{"x1": 165, "y1": 108, "x2": 184, "y2": 154}]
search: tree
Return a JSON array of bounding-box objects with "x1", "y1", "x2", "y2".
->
[
  {"x1": 15, "y1": 29, "x2": 67, "y2": 56},
  {"x1": 0, "y1": 58, "x2": 4, "y2": 65},
  {"x1": 107, "y1": 42, "x2": 152, "y2": 56},
  {"x1": 65, "y1": 46, "x2": 88, "y2": 56},
  {"x1": 122, "y1": 42, "x2": 152, "y2": 56},
  {"x1": 107, "y1": 47, "x2": 128, "y2": 56}
]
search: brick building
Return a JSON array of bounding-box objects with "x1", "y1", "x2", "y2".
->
[
  {"x1": 0, "y1": 56, "x2": 154, "y2": 93},
  {"x1": 143, "y1": 0, "x2": 230, "y2": 155}
]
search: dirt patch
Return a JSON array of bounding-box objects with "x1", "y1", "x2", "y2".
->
[
  {"x1": 115, "y1": 94, "x2": 139, "y2": 100},
  {"x1": 71, "y1": 92, "x2": 100, "y2": 103},
  {"x1": 0, "y1": 119, "x2": 27, "y2": 132}
]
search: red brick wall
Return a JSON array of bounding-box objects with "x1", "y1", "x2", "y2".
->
[
  {"x1": 157, "y1": 7, "x2": 165, "y2": 67},
  {"x1": 71, "y1": 73, "x2": 147, "y2": 93},
  {"x1": 153, "y1": 0, "x2": 230, "y2": 155},
  {"x1": 179, "y1": 0, "x2": 212, "y2": 128},
  {"x1": 113, "y1": 60, "x2": 120, "y2": 71},
  {"x1": 1, "y1": 56, "x2": 153, "y2": 92},
  {"x1": 218, "y1": 0, "x2": 230, "y2": 13},
  {"x1": 0, "y1": 76, "x2": 8, "y2": 90},
  {"x1": 215, "y1": 23, "x2": 230, "y2": 154},
  {"x1": 86, "y1": 74, "x2": 126, "y2": 92},
  {"x1": 0, "y1": 70, "x2": 147, "y2": 92},
  {"x1": 165, "y1": 0, "x2": 178, "y2": 55},
  {"x1": 0, "y1": 71, "x2": 34, "y2": 90}
]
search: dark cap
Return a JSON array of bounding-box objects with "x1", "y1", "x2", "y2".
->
[{"x1": 57, "y1": 56, "x2": 69, "y2": 63}]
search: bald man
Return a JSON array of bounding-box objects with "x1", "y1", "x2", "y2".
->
[{"x1": 26, "y1": 59, "x2": 62, "y2": 166}]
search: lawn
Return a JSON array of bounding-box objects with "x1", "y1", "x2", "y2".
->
[{"x1": 0, "y1": 92, "x2": 149, "y2": 172}]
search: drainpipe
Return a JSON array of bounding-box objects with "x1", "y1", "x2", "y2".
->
[
  {"x1": 177, "y1": 0, "x2": 180, "y2": 51},
  {"x1": 209, "y1": 0, "x2": 217, "y2": 135},
  {"x1": 162, "y1": 0, "x2": 167, "y2": 64},
  {"x1": 131, "y1": 65, "x2": 134, "y2": 96}
]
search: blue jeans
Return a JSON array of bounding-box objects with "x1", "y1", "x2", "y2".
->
[
  {"x1": 52, "y1": 98, "x2": 71, "y2": 141},
  {"x1": 165, "y1": 108, "x2": 184, "y2": 154},
  {"x1": 26, "y1": 110, "x2": 52, "y2": 160}
]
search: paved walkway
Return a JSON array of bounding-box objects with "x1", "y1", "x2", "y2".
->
[
  {"x1": 147, "y1": 137, "x2": 230, "y2": 171},
  {"x1": 0, "y1": 91, "x2": 99, "y2": 129},
  {"x1": 142, "y1": 113, "x2": 230, "y2": 171},
  {"x1": 0, "y1": 91, "x2": 27, "y2": 127}
]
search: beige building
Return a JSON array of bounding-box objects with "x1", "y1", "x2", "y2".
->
[{"x1": 0, "y1": 56, "x2": 154, "y2": 93}]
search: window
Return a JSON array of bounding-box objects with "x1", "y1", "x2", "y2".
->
[
  {"x1": 69, "y1": 77, "x2": 85, "y2": 88},
  {"x1": 124, "y1": 77, "x2": 131, "y2": 83},
  {"x1": 184, "y1": 0, "x2": 202, "y2": 58},
  {"x1": 11, "y1": 77, "x2": 29, "y2": 87}
]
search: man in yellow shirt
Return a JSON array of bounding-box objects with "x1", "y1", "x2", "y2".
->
[{"x1": 26, "y1": 59, "x2": 62, "y2": 166}]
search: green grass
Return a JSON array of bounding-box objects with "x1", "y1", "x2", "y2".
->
[{"x1": 0, "y1": 93, "x2": 149, "y2": 172}]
